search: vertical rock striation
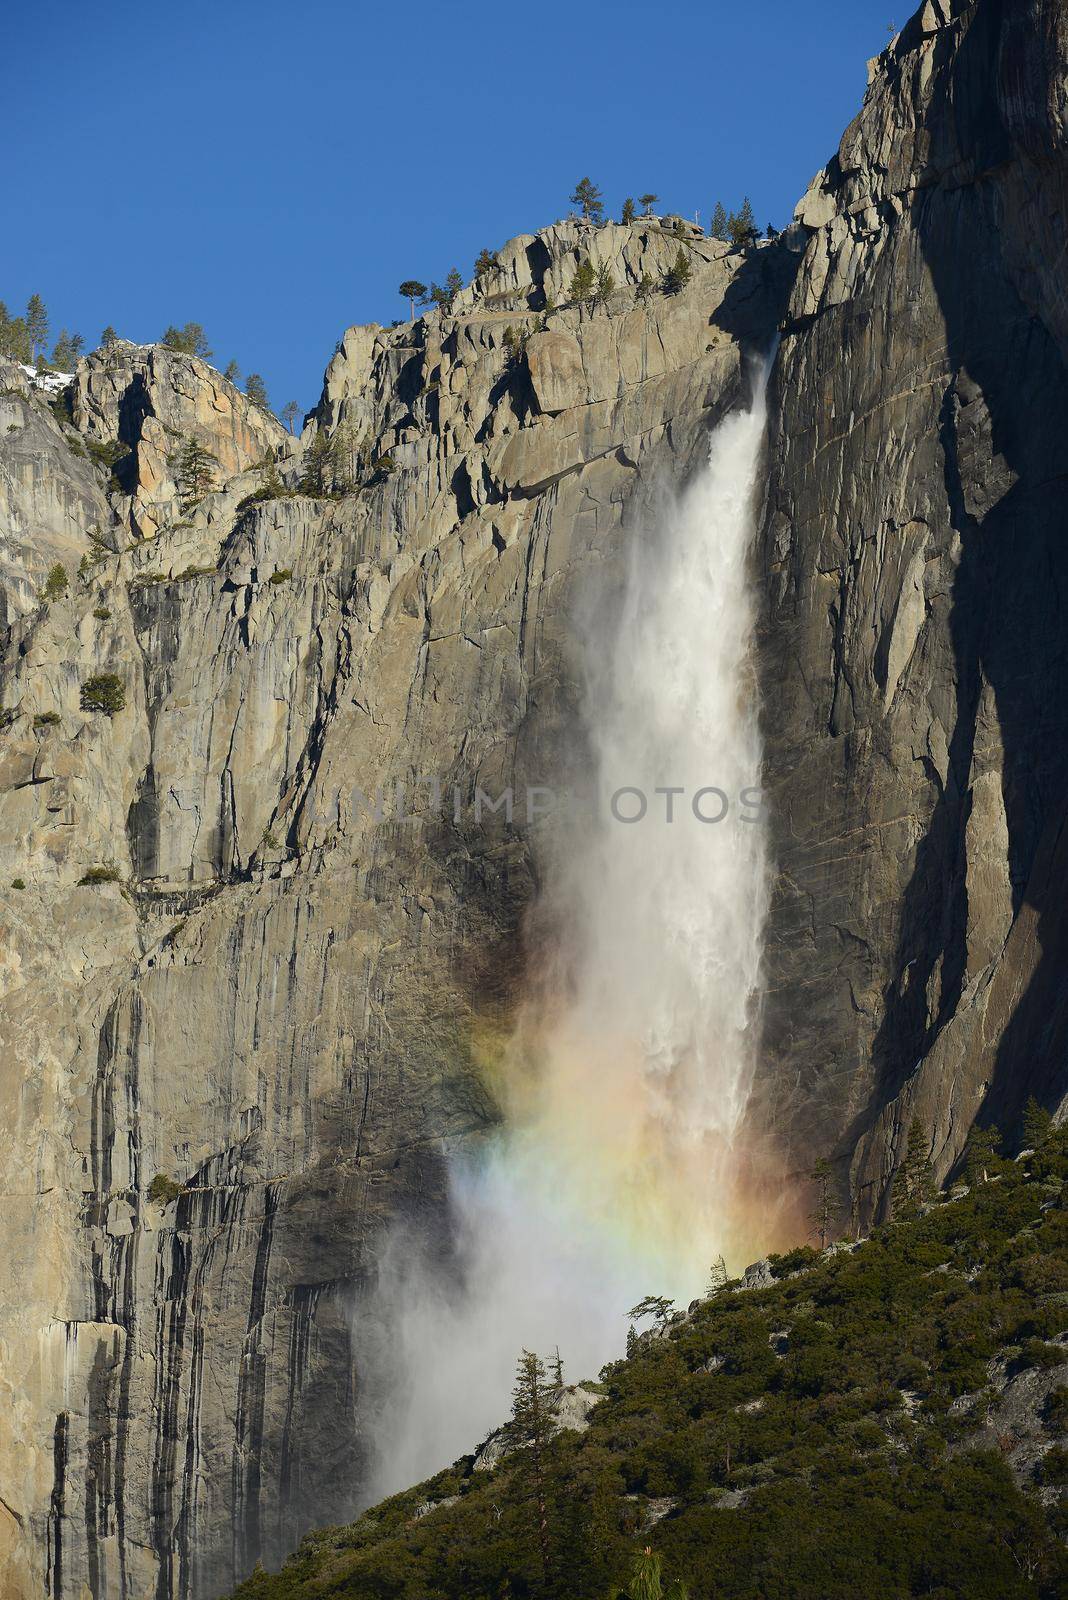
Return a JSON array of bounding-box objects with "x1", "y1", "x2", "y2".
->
[{"x1": 752, "y1": 0, "x2": 1068, "y2": 1219}]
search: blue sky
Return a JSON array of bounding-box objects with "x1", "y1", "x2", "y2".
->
[{"x1": 9, "y1": 0, "x2": 896, "y2": 413}]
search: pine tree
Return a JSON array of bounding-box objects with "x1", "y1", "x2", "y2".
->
[
  {"x1": 891, "y1": 1117, "x2": 937, "y2": 1221},
  {"x1": 0, "y1": 303, "x2": 31, "y2": 362},
  {"x1": 570, "y1": 177, "x2": 604, "y2": 222},
  {"x1": 1022, "y1": 1096, "x2": 1053, "y2": 1151},
  {"x1": 639, "y1": 193, "x2": 658, "y2": 215},
  {"x1": 594, "y1": 262, "x2": 615, "y2": 306},
  {"x1": 664, "y1": 247, "x2": 692, "y2": 294},
  {"x1": 628, "y1": 1295, "x2": 675, "y2": 1327},
  {"x1": 170, "y1": 436, "x2": 218, "y2": 504},
  {"x1": 398, "y1": 281, "x2": 428, "y2": 321},
  {"x1": 766, "y1": 222, "x2": 780, "y2": 239},
  {"x1": 569, "y1": 259, "x2": 597, "y2": 304},
  {"x1": 510, "y1": 1350, "x2": 553, "y2": 1591},
  {"x1": 224, "y1": 359, "x2": 241, "y2": 384},
  {"x1": 621, "y1": 197, "x2": 636, "y2": 225},
  {"x1": 300, "y1": 430, "x2": 337, "y2": 495},
  {"x1": 626, "y1": 1322, "x2": 639, "y2": 1357},
  {"x1": 964, "y1": 1122, "x2": 1002, "y2": 1185},
  {"x1": 100, "y1": 325, "x2": 118, "y2": 348},
  {"x1": 636, "y1": 272, "x2": 656, "y2": 301},
  {"x1": 281, "y1": 400, "x2": 302, "y2": 435},
  {"x1": 810, "y1": 1155, "x2": 837, "y2": 1247},
  {"x1": 474, "y1": 247, "x2": 497, "y2": 278},
  {"x1": 245, "y1": 373, "x2": 270, "y2": 411},
  {"x1": 162, "y1": 322, "x2": 212, "y2": 359},
  {"x1": 711, "y1": 201, "x2": 728, "y2": 239},
  {"x1": 707, "y1": 1255, "x2": 728, "y2": 1295},
  {"x1": 627, "y1": 1546, "x2": 689, "y2": 1600},
  {"x1": 552, "y1": 1346, "x2": 564, "y2": 1388},
  {"x1": 729, "y1": 196, "x2": 758, "y2": 247},
  {"x1": 42, "y1": 564, "x2": 68, "y2": 602},
  {"x1": 26, "y1": 294, "x2": 49, "y2": 365}
]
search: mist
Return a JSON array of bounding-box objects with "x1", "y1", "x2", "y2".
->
[{"x1": 357, "y1": 356, "x2": 780, "y2": 1504}]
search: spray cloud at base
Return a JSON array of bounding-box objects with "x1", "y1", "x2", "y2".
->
[{"x1": 357, "y1": 356, "x2": 793, "y2": 1504}]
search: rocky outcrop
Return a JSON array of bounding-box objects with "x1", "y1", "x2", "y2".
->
[
  {"x1": 750, "y1": 0, "x2": 1068, "y2": 1223},
  {"x1": 71, "y1": 342, "x2": 287, "y2": 539},
  {"x1": 3, "y1": 2, "x2": 1068, "y2": 1594},
  {"x1": 0, "y1": 227, "x2": 784, "y2": 1599}
]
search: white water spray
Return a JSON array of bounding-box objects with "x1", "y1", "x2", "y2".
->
[{"x1": 358, "y1": 358, "x2": 777, "y2": 1502}]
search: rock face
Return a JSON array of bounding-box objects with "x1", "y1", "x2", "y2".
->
[
  {"x1": 2, "y1": 3, "x2": 1068, "y2": 1595},
  {"x1": 750, "y1": 0, "x2": 1068, "y2": 1222},
  {"x1": 0, "y1": 223, "x2": 783, "y2": 1600}
]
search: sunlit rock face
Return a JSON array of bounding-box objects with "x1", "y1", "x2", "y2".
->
[
  {"x1": 0, "y1": 216, "x2": 789, "y2": 1599},
  {"x1": 3, "y1": 1, "x2": 1068, "y2": 1593}
]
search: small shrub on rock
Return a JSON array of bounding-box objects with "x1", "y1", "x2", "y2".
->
[{"x1": 80, "y1": 672, "x2": 126, "y2": 716}]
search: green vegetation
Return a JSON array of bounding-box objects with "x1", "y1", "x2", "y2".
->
[
  {"x1": 51, "y1": 329, "x2": 85, "y2": 368},
  {"x1": 621, "y1": 198, "x2": 636, "y2": 225},
  {"x1": 162, "y1": 321, "x2": 212, "y2": 359},
  {"x1": 398, "y1": 281, "x2": 428, "y2": 321},
  {"x1": 225, "y1": 359, "x2": 242, "y2": 384},
  {"x1": 664, "y1": 248, "x2": 692, "y2": 294},
  {"x1": 42, "y1": 563, "x2": 68, "y2": 601},
  {"x1": 246, "y1": 372, "x2": 270, "y2": 410},
  {"x1": 78, "y1": 865, "x2": 122, "y2": 885},
  {"x1": 570, "y1": 177, "x2": 604, "y2": 223},
  {"x1": 26, "y1": 293, "x2": 49, "y2": 364},
  {"x1": 11, "y1": 878, "x2": 25, "y2": 890},
  {"x1": 33, "y1": 711, "x2": 61, "y2": 727},
  {"x1": 281, "y1": 400, "x2": 302, "y2": 434},
  {"x1": 429, "y1": 269, "x2": 464, "y2": 313},
  {"x1": 710, "y1": 201, "x2": 728, "y2": 240},
  {"x1": 227, "y1": 1128, "x2": 1068, "y2": 1600},
  {"x1": 569, "y1": 259, "x2": 597, "y2": 305},
  {"x1": 170, "y1": 435, "x2": 219, "y2": 505},
  {"x1": 474, "y1": 248, "x2": 497, "y2": 278},
  {"x1": 147, "y1": 1172, "x2": 184, "y2": 1206},
  {"x1": 640, "y1": 193, "x2": 658, "y2": 216},
  {"x1": 80, "y1": 672, "x2": 126, "y2": 716},
  {"x1": 92, "y1": 607, "x2": 111, "y2": 620},
  {"x1": 100, "y1": 325, "x2": 119, "y2": 348},
  {"x1": 269, "y1": 568, "x2": 293, "y2": 585}
]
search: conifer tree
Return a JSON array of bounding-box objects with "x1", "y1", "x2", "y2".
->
[
  {"x1": 100, "y1": 325, "x2": 119, "y2": 348},
  {"x1": 398, "y1": 281, "x2": 428, "y2": 321},
  {"x1": 594, "y1": 262, "x2": 615, "y2": 306},
  {"x1": 171, "y1": 436, "x2": 218, "y2": 504},
  {"x1": 621, "y1": 197, "x2": 636, "y2": 224},
  {"x1": 474, "y1": 247, "x2": 497, "y2": 277},
  {"x1": 628, "y1": 1295, "x2": 675, "y2": 1327},
  {"x1": 729, "y1": 196, "x2": 758, "y2": 246},
  {"x1": 26, "y1": 294, "x2": 49, "y2": 365},
  {"x1": 510, "y1": 1350, "x2": 553, "y2": 1591},
  {"x1": 570, "y1": 177, "x2": 604, "y2": 222},
  {"x1": 245, "y1": 372, "x2": 270, "y2": 410},
  {"x1": 711, "y1": 201, "x2": 728, "y2": 239},
  {"x1": 162, "y1": 322, "x2": 212, "y2": 359},
  {"x1": 281, "y1": 400, "x2": 302, "y2": 434},
  {"x1": 639, "y1": 193, "x2": 658, "y2": 215},
  {"x1": 707, "y1": 1254, "x2": 728, "y2": 1295},
  {"x1": 964, "y1": 1122, "x2": 1002, "y2": 1185},
  {"x1": 664, "y1": 247, "x2": 692, "y2": 294},
  {"x1": 810, "y1": 1155, "x2": 836, "y2": 1247},
  {"x1": 569, "y1": 259, "x2": 597, "y2": 304},
  {"x1": 891, "y1": 1117, "x2": 936, "y2": 1221},
  {"x1": 42, "y1": 563, "x2": 68, "y2": 601},
  {"x1": 636, "y1": 272, "x2": 656, "y2": 301},
  {"x1": 300, "y1": 430, "x2": 336, "y2": 495},
  {"x1": 224, "y1": 359, "x2": 241, "y2": 384},
  {"x1": 0, "y1": 303, "x2": 30, "y2": 361},
  {"x1": 1022, "y1": 1096, "x2": 1052, "y2": 1150},
  {"x1": 51, "y1": 330, "x2": 84, "y2": 369},
  {"x1": 552, "y1": 1346, "x2": 564, "y2": 1388}
]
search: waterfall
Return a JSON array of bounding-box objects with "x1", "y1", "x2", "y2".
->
[{"x1": 358, "y1": 354, "x2": 779, "y2": 1502}]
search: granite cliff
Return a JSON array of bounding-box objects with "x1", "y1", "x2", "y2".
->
[{"x1": 1, "y1": 1, "x2": 1066, "y2": 1595}]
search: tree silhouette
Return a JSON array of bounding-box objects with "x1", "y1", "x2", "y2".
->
[
  {"x1": 639, "y1": 192, "x2": 659, "y2": 215},
  {"x1": 570, "y1": 177, "x2": 604, "y2": 222},
  {"x1": 398, "y1": 280, "x2": 428, "y2": 320},
  {"x1": 281, "y1": 400, "x2": 302, "y2": 434}
]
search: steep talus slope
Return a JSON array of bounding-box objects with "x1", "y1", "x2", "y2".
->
[
  {"x1": 0, "y1": 224, "x2": 787, "y2": 1598},
  {"x1": 750, "y1": 0, "x2": 1068, "y2": 1221}
]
